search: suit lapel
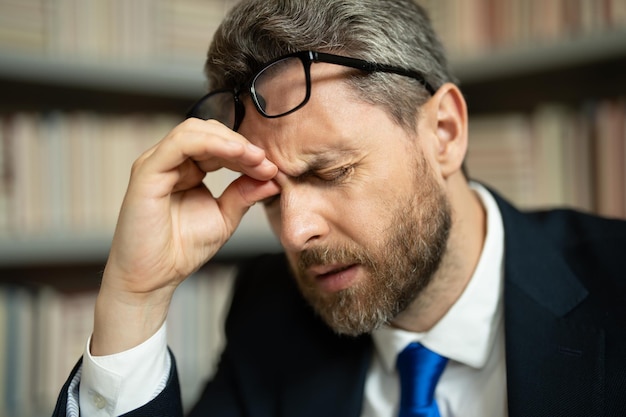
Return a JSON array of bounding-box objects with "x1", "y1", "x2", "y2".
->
[{"x1": 495, "y1": 195, "x2": 605, "y2": 417}]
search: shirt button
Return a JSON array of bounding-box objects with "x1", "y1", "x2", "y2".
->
[{"x1": 93, "y1": 393, "x2": 107, "y2": 409}]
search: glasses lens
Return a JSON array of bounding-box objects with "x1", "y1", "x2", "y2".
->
[
  {"x1": 252, "y1": 56, "x2": 307, "y2": 117},
  {"x1": 189, "y1": 91, "x2": 236, "y2": 129}
]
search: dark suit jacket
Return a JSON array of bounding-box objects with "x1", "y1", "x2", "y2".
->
[{"x1": 53, "y1": 193, "x2": 626, "y2": 416}]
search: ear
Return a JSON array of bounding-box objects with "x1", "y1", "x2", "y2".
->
[{"x1": 422, "y1": 83, "x2": 468, "y2": 179}]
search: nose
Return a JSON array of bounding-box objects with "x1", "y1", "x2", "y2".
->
[{"x1": 277, "y1": 187, "x2": 330, "y2": 252}]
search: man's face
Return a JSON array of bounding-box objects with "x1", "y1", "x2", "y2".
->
[{"x1": 239, "y1": 63, "x2": 451, "y2": 336}]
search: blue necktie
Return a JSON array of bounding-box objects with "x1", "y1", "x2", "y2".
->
[{"x1": 396, "y1": 342, "x2": 448, "y2": 417}]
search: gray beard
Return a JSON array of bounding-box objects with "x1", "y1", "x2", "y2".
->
[{"x1": 290, "y1": 171, "x2": 452, "y2": 336}]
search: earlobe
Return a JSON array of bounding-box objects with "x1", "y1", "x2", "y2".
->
[{"x1": 429, "y1": 83, "x2": 468, "y2": 179}]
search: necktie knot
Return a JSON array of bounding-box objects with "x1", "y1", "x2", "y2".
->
[{"x1": 396, "y1": 342, "x2": 448, "y2": 417}]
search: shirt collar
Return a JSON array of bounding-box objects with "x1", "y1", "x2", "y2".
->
[{"x1": 372, "y1": 182, "x2": 505, "y2": 372}]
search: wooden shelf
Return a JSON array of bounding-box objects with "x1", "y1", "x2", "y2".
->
[
  {"x1": 0, "y1": 209, "x2": 279, "y2": 267},
  {"x1": 0, "y1": 229, "x2": 279, "y2": 268},
  {"x1": 451, "y1": 28, "x2": 626, "y2": 83},
  {"x1": 452, "y1": 29, "x2": 626, "y2": 114},
  {"x1": 0, "y1": 51, "x2": 206, "y2": 113},
  {"x1": 0, "y1": 51, "x2": 206, "y2": 99}
]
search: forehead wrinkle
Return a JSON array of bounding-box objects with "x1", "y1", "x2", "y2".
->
[{"x1": 243, "y1": 63, "x2": 375, "y2": 177}]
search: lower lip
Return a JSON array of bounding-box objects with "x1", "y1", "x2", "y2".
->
[{"x1": 315, "y1": 265, "x2": 360, "y2": 293}]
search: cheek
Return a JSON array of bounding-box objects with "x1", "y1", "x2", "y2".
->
[
  {"x1": 331, "y1": 161, "x2": 413, "y2": 238},
  {"x1": 330, "y1": 187, "x2": 394, "y2": 241},
  {"x1": 262, "y1": 190, "x2": 383, "y2": 245}
]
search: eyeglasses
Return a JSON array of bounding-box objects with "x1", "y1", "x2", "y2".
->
[{"x1": 186, "y1": 50, "x2": 436, "y2": 131}]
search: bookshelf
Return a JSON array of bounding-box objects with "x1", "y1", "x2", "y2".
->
[
  {"x1": 2, "y1": 29, "x2": 624, "y2": 266},
  {"x1": 1, "y1": 0, "x2": 625, "y2": 415},
  {"x1": 2, "y1": 26, "x2": 625, "y2": 114}
]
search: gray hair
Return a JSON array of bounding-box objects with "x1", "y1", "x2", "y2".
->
[{"x1": 205, "y1": 0, "x2": 457, "y2": 131}]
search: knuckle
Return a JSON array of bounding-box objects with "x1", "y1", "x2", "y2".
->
[
  {"x1": 204, "y1": 119, "x2": 225, "y2": 129},
  {"x1": 130, "y1": 156, "x2": 145, "y2": 176},
  {"x1": 180, "y1": 117, "x2": 203, "y2": 129},
  {"x1": 182, "y1": 117, "x2": 222, "y2": 131},
  {"x1": 130, "y1": 146, "x2": 155, "y2": 175}
]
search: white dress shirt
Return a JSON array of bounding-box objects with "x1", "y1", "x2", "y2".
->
[
  {"x1": 71, "y1": 183, "x2": 507, "y2": 417},
  {"x1": 73, "y1": 325, "x2": 170, "y2": 416}
]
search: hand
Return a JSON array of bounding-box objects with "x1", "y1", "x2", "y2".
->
[{"x1": 92, "y1": 119, "x2": 279, "y2": 355}]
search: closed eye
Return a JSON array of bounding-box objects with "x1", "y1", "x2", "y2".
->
[
  {"x1": 315, "y1": 165, "x2": 354, "y2": 183},
  {"x1": 262, "y1": 165, "x2": 355, "y2": 208}
]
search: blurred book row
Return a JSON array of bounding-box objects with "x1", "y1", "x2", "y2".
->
[
  {"x1": 420, "y1": 0, "x2": 626, "y2": 57},
  {"x1": 0, "y1": 263, "x2": 235, "y2": 417},
  {"x1": 0, "y1": 0, "x2": 237, "y2": 64},
  {"x1": 466, "y1": 98, "x2": 626, "y2": 219},
  {"x1": 0, "y1": 112, "x2": 271, "y2": 238},
  {"x1": 0, "y1": 112, "x2": 173, "y2": 236},
  {"x1": 2, "y1": 0, "x2": 626, "y2": 66}
]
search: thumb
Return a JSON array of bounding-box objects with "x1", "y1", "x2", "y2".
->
[{"x1": 217, "y1": 175, "x2": 280, "y2": 232}]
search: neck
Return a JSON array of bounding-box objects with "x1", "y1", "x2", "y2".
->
[{"x1": 390, "y1": 175, "x2": 486, "y2": 333}]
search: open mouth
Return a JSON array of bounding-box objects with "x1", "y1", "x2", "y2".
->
[
  {"x1": 317, "y1": 264, "x2": 354, "y2": 278},
  {"x1": 310, "y1": 263, "x2": 360, "y2": 292}
]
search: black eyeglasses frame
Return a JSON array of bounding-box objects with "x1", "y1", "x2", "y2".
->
[{"x1": 186, "y1": 50, "x2": 436, "y2": 131}]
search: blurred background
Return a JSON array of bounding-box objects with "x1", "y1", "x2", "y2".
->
[{"x1": 0, "y1": 0, "x2": 625, "y2": 415}]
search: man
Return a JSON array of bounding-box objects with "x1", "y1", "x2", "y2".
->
[{"x1": 54, "y1": 0, "x2": 626, "y2": 416}]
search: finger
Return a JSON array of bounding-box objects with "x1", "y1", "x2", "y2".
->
[
  {"x1": 146, "y1": 119, "x2": 269, "y2": 174},
  {"x1": 194, "y1": 154, "x2": 278, "y2": 183},
  {"x1": 217, "y1": 175, "x2": 281, "y2": 232},
  {"x1": 171, "y1": 159, "x2": 208, "y2": 193},
  {"x1": 139, "y1": 120, "x2": 278, "y2": 194}
]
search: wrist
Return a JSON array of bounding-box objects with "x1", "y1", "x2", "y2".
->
[{"x1": 91, "y1": 284, "x2": 173, "y2": 356}]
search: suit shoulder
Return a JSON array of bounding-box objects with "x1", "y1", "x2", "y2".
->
[
  {"x1": 526, "y1": 209, "x2": 626, "y2": 249},
  {"x1": 526, "y1": 209, "x2": 626, "y2": 293}
]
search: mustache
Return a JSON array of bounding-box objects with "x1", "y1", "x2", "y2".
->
[{"x1": 297, "y1": 244, "x2": 374, "y2": 271}]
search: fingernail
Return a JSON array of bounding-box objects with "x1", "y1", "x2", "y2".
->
[{"x1": 260, "y1": 159, "x2": 276, "y2": 170}]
